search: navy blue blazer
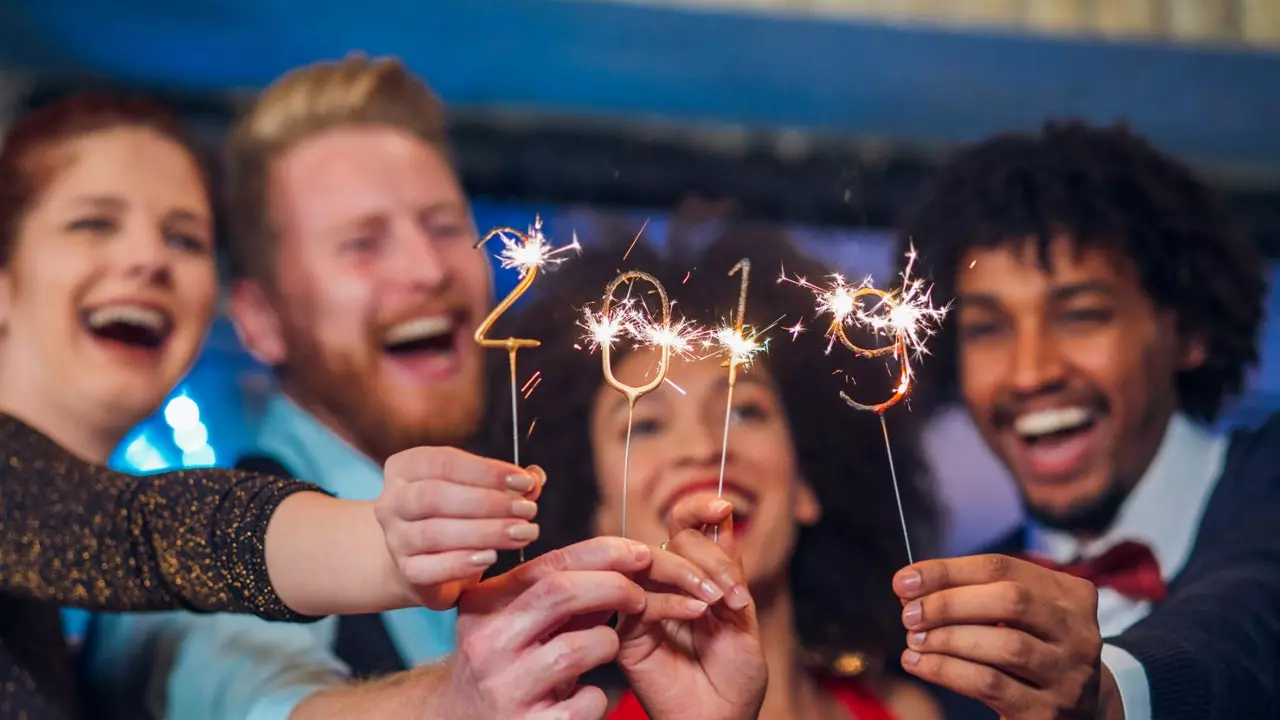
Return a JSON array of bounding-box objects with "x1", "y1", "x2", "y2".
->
[{"x1": 936, "y1": 414, "x2": 1280, "y2": 719}]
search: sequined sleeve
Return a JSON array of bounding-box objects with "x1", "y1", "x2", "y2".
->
[{"x1": 0, "y1": 414, "x2": 326, "y2": 621}]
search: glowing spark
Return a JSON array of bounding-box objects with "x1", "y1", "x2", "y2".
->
[
  {"x1": 527, "y1": 418, "x2": 538, "y2": 438},
  {"x1": 489, "y1": 216, "x2": 582, "y2": 276},
  {"x1": 622, "y1": 218, "x2": 650, "y2": 261},
  {"x1": 520, "y1": 371, "x2": 541, "y2": 394},
  {"x1": 682, "y1": 270, "x2": 692, "y2": 284},
  {"x1": 663, "y1": 377, "x2": 687, "y2": 395},
  {"x1": 522, "y1": 375, "x2": 543, "y2": 399},
  {"x1": 785, "y1": 319, "x2": 806, "y2": 339}
]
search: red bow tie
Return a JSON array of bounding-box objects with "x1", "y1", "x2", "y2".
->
[{"x1": 1018, "y1": 540, "x2": 1166, "y2": 603}]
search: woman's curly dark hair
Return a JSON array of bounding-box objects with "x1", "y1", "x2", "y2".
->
[
  {"x1": 474, "y1": 219, "x2": 939, "y2": 675},
  {"x1": 902, "y1": 120, "x2": 1265, "y2": 421}
]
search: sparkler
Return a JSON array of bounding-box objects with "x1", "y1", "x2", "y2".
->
[
  {"x1": 474, "y1": 216, "x2": 580, "y2": 561},
  {"x1": 781, "y1": 246, "x2": 947, "y2": 563},
  {"x1": 712, "y1": 259, "x2": 754, "y2": 542},
  {"x1": 584, "y1": 271, "x2": 673, "y2": 538}
]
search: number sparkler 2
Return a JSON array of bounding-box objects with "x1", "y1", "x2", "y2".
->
[
  {"x1": 781, "y1": 246, "x2": 947, "y2": 563},
  {"x1": 474, "y1": 216, "x2": 580, "y2": 561}
]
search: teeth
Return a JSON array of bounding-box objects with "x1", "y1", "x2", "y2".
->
[
  {"x1": 86, "y1": 305, "x2": 167, "y2": 332},
  {"x1": 383, "y1": 316, "x2": 453, "y2": 345},
  {"x1": 1014, "y1": 407, "x2": 1094, "y2": 438}
]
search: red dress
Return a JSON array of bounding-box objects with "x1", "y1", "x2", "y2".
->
[{"x1": 607, "y1": 676, "x2": 897, "y2": 719}]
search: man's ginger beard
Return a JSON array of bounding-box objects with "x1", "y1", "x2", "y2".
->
[{"x1": 276, "y1": 314, "x2": 485, "y2": 463}]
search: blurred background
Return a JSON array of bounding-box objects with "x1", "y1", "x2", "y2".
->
[{"x1": 3, "y1": 0, "x2": 1279, "y2": 555}]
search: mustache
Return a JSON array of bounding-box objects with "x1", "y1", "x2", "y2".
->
[
  {"x1": 990, "y1": 387, "x2": 1110, "y2": 430},
  {"x1": 372, "y1": 297, "x2": 474, "y2": 336}
]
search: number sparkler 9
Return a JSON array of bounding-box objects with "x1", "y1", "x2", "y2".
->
[{"x1": 781, "y1": 246, "x2": 947, "y2": 563}]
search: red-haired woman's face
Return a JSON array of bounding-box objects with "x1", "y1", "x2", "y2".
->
[
  {"x1": 0, "y1": 126, "x2": 216, "y2": 438},
  {"x1": 588, "y1": 353, "x2": 820, "y2": 588}
]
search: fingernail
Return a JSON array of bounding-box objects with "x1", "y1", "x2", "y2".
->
[
  {"x1": 699, "y1": 579, "x2": 724, "y2": 602},
  {"x1": 510, "y1": 499, "x2": 538, "y2": 519},
  {"x1": 506, "y1": 523, "x2": 539, "y2": 541},
  {"x1": 710, "y1": 499, "x2": 732, "y2": 514},
  {"x1": 908, "y1": 631, "x2": 927, "y2": 648},
  {"x1": 526, "y1": 465, "x2": 546, "y2": 485},
  {"x1": 627, "y1": 541, "x2": 652, "y2": 564},
  {"x1": 506, "y1": 474, "x2": 535, "y2": 493},
  {"x1": 902, "y1": 600, "x2": 922, "y2": 627},
  {"x1": 470, "y1": 550, "x2": 497, "y2": 566},
  {"x1": 902, "y1": 649, "x2": 921, "y2": 668},
  {"x1": 727, "y1": 585, "x2": 752, "y2": 610},
  {"x1": 897, "y1": 570, "x2": 921, "y2": 592},
  {"x1": 684, "y1": 598, "x2": 708, "y2": 614}
]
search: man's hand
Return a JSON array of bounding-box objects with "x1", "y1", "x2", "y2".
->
[
  {"x1": 375, "y1": 447, "x2": 545, "y2": 610},
  {"x1": 893, "y1": 554, "x2": 1108, "y2": 720},
  {"x1": 617, "y1": 495, "x2": 767, "y2": 720},
  {"x1": 442, "y1": 536, "x2": 657, "y2": 719}
]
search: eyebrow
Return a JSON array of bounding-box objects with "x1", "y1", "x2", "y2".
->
[
  {"x1": 1048, "y1": 281, "x2": 1117, "y2": 302},
  {"x1": 165, "y1": 208, "x2": 209, "y2": 226},
  {"x1": 958, "y1": 281, "x2": 1117, "y2": 310},
  {"x1": 70, "y1": 195, "x2": 126, "y2": 212}
]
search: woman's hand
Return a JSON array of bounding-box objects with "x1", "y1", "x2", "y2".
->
[
  {"x1": 616, "y1": 495, "x2": 767, "y2": 720},
  {"x1": 375, "y1": 447, "x2": 545, "y2": 610}
]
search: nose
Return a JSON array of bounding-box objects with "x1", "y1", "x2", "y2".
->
[
  {"x1": 672, "y1": 413, "x2": 726, "y2": 469},
  {"x1": 385, "y1": 224, "x2": 451, "y2": 292},
  {"x1": 119, "y1": 227, "x2": 172, "y2": 287},
  {"x1": 1008, "y1": 322, "x2": 1067, "y2": 397}
]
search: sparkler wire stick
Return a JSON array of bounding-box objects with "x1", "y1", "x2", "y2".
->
[
  {"x1": 714, "y1": 259, "x2": 751, "y2": 542},
  {"x1": 474, "y1": 217, "x2": 579, "y2": 561},
  {"x1": 598, "y1": 271, "x2": 673, "y2": 539}
]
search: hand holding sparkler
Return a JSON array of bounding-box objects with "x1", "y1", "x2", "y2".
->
[{"x1": 474, "y1": 216, "x2": 580, "y2": 561}]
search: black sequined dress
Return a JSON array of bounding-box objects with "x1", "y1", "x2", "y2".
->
[{"x1": 0, "y1": 414, "x2": 325, "y2": 719}]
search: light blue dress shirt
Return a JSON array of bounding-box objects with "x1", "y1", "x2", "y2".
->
[{"x1": 83, "y1": 394, "x2": 457, "y2": 720}]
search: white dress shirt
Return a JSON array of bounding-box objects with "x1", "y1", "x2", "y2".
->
[{"x1": 1026, "y1": 413, "x2": 1228, "y2": 720}]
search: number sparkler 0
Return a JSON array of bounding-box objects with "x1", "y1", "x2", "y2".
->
[
  {"x1": 592, "y1": 271, "x2": 673, "y2": 539},
  {"x1": 781, "y1": 246, "x2": 947, "y2": 563},
  {"x1": 475, "y1": 216, "x2": 580, "y2": 560}
]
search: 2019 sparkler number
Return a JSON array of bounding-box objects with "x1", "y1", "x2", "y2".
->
[
  {"x1": 475, "y1": 216, "x2": 580, "y2": 561},
  {"x1": 598, "y1": 271, "x2": 673, "y2": 539},
  {"x1": 830, "y1": 286, "x2": 911, "y2": 414}
]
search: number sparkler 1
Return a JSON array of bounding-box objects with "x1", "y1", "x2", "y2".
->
[
  {"x1": 781, "y1": 246, "x2": 947, "y2": 563},
  {"x1": 713, "y1": 259, "x2": 753, "y2": 542},
  {"x1": 593, "y1": 271, "x2": 673, "y2": 539},
  {"x1": 474, "y1": 216, "x2": 580, "y2": 561}
]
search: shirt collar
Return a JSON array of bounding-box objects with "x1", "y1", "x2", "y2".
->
[
  {"x1": 254, "y1": 393, "x2": 384, "y2": 501},
  {"x1": 1030, "y1": 412, "x2": 1227, "y2": 580}
]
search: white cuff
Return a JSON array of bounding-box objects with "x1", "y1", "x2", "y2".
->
[{"x1": 1101, "y1": 643, "x2": 1151, "y2": 720}]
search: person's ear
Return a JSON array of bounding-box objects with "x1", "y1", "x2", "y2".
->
[
  {"x1": 1176, "y1": 334, "x2": 1207, "y2": 372},
  {"x1": 0, "y1": 268, "x2": 12, "y2": 336},
  {"x1": 228, "y1": 279, "x2": 287, "y2": 366},
  {"x1": 794, "y1": 478, "x2": 822, "y2": 527}
]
